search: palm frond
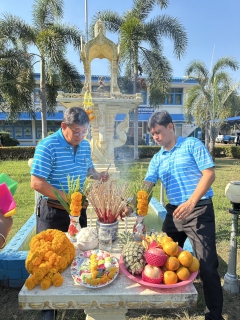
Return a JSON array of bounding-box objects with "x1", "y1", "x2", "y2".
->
[{"x1": 33, "y1": 0, "x2": 64, "y2": 28}]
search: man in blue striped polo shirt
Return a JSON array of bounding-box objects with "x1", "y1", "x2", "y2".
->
[
  {"x1": 144, "y1": 111, "x2": 223, "y2": 320},
  {"x1": 31, "y1": 107, "x2": 109, "y2": 320},
  {"x1": 30, "y1": 106, "x2": 109, "y2": 233}
]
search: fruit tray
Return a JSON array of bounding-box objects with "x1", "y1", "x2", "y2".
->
[{"x1": 119, "y1": 255, "x2": 198, "y2": 289}]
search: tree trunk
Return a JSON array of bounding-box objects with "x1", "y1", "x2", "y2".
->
[
  {"x1": 209, "y1": 124, "x2": 218, "y2": 161},
  {"x1": 40, "y1": 59, "x2": 48, "y2": 139},
  {"x1": 205, "y1": 121, "x2": 210, "y2": 151},
  {"x1": 133, "y1": 68, "x2": 139, "y2": 159}
]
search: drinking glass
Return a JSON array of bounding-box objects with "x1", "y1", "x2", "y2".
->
[{"x1": 98, "y1": 228, "x2": 112, "y2": 252}]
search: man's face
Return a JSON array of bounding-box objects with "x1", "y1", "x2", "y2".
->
[
  {"x1": 61, "y1": 122, "x2": 89, "y2": 146},
  {"x1": 150, "y1": 123, "x2": 174, "y2": 147}
]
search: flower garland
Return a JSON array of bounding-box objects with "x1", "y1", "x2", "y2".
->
[
  {"x1": 129, "y1": 165, "x2": 153, "y2": 217},
  {"x1": 25, "y1": 229, "x2": 75, "y2": 290},
  {"x1": 53, "y1": 175, "x2": 88, "y2": 217},
  {"x1": 136, "y1": 190, "x2": 149, "y2": 216},
  {"x1": 83, "y1": 90, "x2": 94, "y2": 121},
  {"x1": 70, "y1": 192, "x2": 82, "y2": 216}
]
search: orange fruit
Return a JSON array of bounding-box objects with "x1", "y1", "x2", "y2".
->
[
  {"x1": 188, "y1": 256, "x2": 200, "y2": 272},
  {"x1": 161, "y1": 236, "x2": 173, "y2": 246},
  {"x1": 176, "y1": 266, "x2": 190, "y2": 281},
  {"x1": 177, "y1": 250, "x2": 193, "y2": 267},
  {"x1": 165, "y1": 256, "x2": 180, "y2": 271},
  {"x1": 163, "y1": 241, "x2": 179, "y2": 256},
  {"x1": 161, "y1": 265, "x2": 168, "y2": 272},
  {"x1": 163, "y1": 270, "x2": 178, "y2": 285}
]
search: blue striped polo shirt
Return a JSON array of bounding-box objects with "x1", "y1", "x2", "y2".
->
[
  {"x1": 30, "y1": 128, "x2": 94, "y2": 193},
  {"x1": 145, "y1": 136, "x2": 214, "y2": 205}
]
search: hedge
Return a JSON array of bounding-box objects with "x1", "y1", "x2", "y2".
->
[{"x1": 0, "y1": 145, "x2": 240, "y2": 161}]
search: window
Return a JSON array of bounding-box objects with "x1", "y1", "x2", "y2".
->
[
  {"x1": 15, "y1": 127, "x2": 23, "y2": 138},
  {"x1": 24, "y1": 127, "x2": 32, "y2": 138},
  {"x1": 164, "y1": 88, "x2": 183, "y2": 105}
]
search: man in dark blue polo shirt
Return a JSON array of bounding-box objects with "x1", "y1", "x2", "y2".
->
[
  {"x1": 127, "y1": 110, "x2": 224, "y2": 320},
  {"x1": 146, "y1": 110, "x2": 224, "y2": 320}
]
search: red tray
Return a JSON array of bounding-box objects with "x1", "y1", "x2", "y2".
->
[{"x1": 119, "y1": 255, "x2": 198, "y2": 289}]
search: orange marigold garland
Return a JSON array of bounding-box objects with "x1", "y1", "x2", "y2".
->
[
  {"x1": 52, "y1": 175, "x2": 88, "y2": 217},
  {"x1": 70, "y1": 192, "x2": 82, "y2": 216},
  {"x1": 129, "y1": 166, "x2": 153, "y2": 217},
  {"x1": 136, "y1": 190, "x2": 149, "y2": 216},
  {"x1": 25, "y1": 229, "x2": 75, "y2": 290},
  {"x1": 83, "y1": 89, "x2": 94, "y2": 121}
]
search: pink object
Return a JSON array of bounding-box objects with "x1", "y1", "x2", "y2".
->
[
  {"x1": 0, "y1": 183, "x2": 16, "y2": 215},
  {"x1": 142, "y1": 270, "x2": 164, "y2": 284},
  {"x1": 145, "y1": 251, "x2": 167, "y2": 267},
  {"x1": 119, "y1": 255, "x2": 198, "y2": 289}
]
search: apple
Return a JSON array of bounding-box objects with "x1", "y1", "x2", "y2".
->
[
  {"x1": 148, "y1": 247, "x2": 166, "y2": 257},
  {"x1": 143, "y1": 264, "x2": 163, "y2": 279},
  {"x1": 146, "y1": 246, "x2": 167, "y2": 266}
]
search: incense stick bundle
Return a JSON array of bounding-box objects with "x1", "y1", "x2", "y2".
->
[{"x1": 86, "y1": 181, "x2": 132, "y2": 223}]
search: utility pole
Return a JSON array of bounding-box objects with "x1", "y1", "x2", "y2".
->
[{"x1": 85, "y1": 0, "x2": 88, "y2": 42}]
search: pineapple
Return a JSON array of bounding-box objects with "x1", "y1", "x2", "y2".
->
[{"x1": 119, "y1": 231, "x2": 146, "y2": 275}]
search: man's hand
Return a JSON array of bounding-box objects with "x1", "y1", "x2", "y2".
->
[
  {"x1": 173, "y1": 199, "x2": 196, "y2": 220},
  {"x1": 98, "y1": 171, "x2": 109, "y2": 182}
]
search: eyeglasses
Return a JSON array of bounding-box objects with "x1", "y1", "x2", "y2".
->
[{"x1": 68, "y1": 126, "x2": 89, "y2": 137}]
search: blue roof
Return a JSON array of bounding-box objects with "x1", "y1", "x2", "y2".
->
[
  {"x1": 0, "y1": 111, "x2": 64, "y2": 121},
  {"x1": 225, "y1": 116, "x2": 240, "y2": 123},
  {"x1": 0, "y1": 111, "x2": 185, "y2": 122},
  {"x1": 115, "y1": 113, "x2": 185, "y2": 122}
]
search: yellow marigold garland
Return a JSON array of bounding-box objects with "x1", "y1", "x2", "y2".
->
[
  {"x1": 70, "y1": 192, "x2": 82, "y2": 216},
  {"x1": 83, "y1": 90, "x2": 94, "y2": 121},
  {"x1": 25, "y1": 229, "x2": 75, "y2": 290},
  {"x1": 136, "y1": 190, "x2": 149, "y2": 216}
]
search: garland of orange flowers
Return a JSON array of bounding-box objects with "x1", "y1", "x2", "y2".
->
[
  {"x1": 25, "y1": 229, "x2": 75, "y2": 290},
  {"x1": 83, "y1": 90, "x2": 94, "y2": 121},
  {"x1": 70, "y1": 192, "x2": 82, "y2": 216},
  {"x1": 136, "y1": 190, "x2": 149, "y2": 216}
]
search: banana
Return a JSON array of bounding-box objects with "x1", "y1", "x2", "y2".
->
[{"x1": 141, "y1": 239, "x2": 149, "y2": 250}]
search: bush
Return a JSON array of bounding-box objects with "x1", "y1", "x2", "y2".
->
[
  {"x1": 0, "y1": 146, "x2": 35, "y2": 160},
  {"x1": 0, "y1": 132, "x2": 19, "y2": 146},
  {"x1": 126, "y1": 136, "x2": 146, "y2": 145}
]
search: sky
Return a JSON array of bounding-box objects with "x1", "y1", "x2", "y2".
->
[{"x1": 1, "y1": 0, "x2": 240, "y2": 81}]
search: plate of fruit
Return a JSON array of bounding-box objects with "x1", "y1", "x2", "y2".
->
[
  {"x1": 71, "y1": 249, "x2": 119, "y2": 288},
  {"x1": 119, "y1": 231, "x2": 199, "y2": 289}
]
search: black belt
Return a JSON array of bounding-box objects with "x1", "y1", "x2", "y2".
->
[
  {"x1": 46, "y1": 198, "x2": 65, "y2": 210},
  {"x1": 170, "y1": 199, "x2": 212, "y2": 207},
  {"x1": 195, "y1": 199, "x2": 212, "y2": 206}
]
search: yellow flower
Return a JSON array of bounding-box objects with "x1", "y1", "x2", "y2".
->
[
  {"x1": 137, "y1": 190, "x2": 149, "y2": 216},
  {"x1": 25, "y1": 229, "x2": 75, "y2": 290},
  {"x1": 69, "y1": 191, "x2": 82, "y2": 216},
  {"x1": 52, "y1": 273, "x2": 64, "y2": 287}
]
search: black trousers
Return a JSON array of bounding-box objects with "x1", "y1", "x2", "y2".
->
[
  {"x1": 36, "y1": 196, "x2": 87, "y2": 233},
  {"x1": 163, "y1": 203, "x2": 224, "y2": 320}
]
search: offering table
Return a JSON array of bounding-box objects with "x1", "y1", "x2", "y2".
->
[{"x1": 18, "y1": 240, "x2": 198, "y2": 320}]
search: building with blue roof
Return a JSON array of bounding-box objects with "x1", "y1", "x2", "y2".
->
[{"x1": 0, "y1": 74, "x2": 199, "y2": 146}]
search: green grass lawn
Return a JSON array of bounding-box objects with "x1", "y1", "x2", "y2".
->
[{"x1": 0, "y1": 158, "x2": 240, "y2": 320}]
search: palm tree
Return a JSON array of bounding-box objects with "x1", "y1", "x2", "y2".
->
[
  {"x1": 0, "y1": 35, "x2": 35, "y2": 118},
  {"x1": 0, "y1": 0, "x2": 83, "y2": 138},
  {"x1": 184, "y1": 57, "x2": 240, "y2": 159},
  {"x1": 90, "y1": 0, "x2": 187, "y2": 159}
]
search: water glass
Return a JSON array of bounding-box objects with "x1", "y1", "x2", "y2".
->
[{"x1": 98, "y1": 229, "x2": 112, "y2": 252}]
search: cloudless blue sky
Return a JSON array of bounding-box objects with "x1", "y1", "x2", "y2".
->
[{"x1": 1, "y1": 0, "x2": 240, "y2": 80}]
